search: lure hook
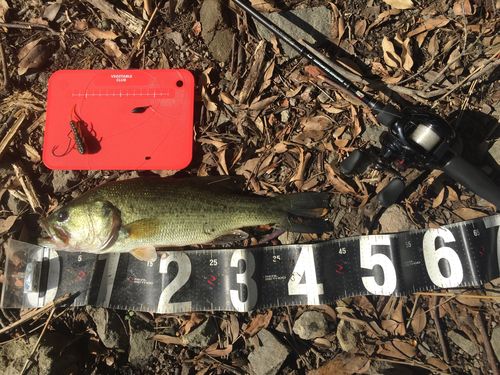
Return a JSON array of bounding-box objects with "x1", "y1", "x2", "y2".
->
[{"x1": 51, "y1": 138, "x2": 73, "y2": 157}]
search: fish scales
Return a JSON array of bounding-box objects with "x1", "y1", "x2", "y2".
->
[
  {"x1": 39, "y1": 177, "x2": 330, "y2": 261},
  {"x1": 93, "y1": 178, "x2": 290, "y2": 247}
]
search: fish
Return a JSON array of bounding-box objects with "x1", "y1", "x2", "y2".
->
[{"x1": 39, "y1": 176, "x2": 330, "y2": 262}]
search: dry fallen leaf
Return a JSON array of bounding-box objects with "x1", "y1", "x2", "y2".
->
[
  {"x1": 354, "y1": 19, "x2": 367, "y2": 38},
  {"x1": 204, "y1": 343, "x2": 233, "y2": 357},
  {"x1": 310, "y1": 353, "x2": 370, "y2": 375},
  {"x1": 384, "y1": 0, "x2": 414, "y2": 9},
  {"x1": 0, "y1": 215, "x2": 17, "y2": 233},
  {"x1": 150, "y1": 334, "x2": 185, "y2": 346},
  {"x1": 401, "y1": 38, "x2": 413, "y2": 71},
  {"x1": 452, "y1": 208, "x2": 487, "y2": 220},
  {"x1": 448, "y1": 46, "x2": 464, "y2": 75},
  {"x1": 411, "y1": 306, "x2": 427, "y2": 335},
  {"x1": 453, "y1": 0, "x2": 473, "y2": 15},
  {"x1": 243, "y1": 311, "x2": 273, "y2": 338},
  {"x1": 426, "y1": 357, "x2": 450, "y2": 371},
  {"x1": 407, "y1": 15, "x2": 450, "y2": 38},
  {"x1": 382, "y1": 37, "x2": 402, "y2": 69},
  {"x1": 192, "y1": 21, "x2": 202, "y2": 36},
  {"x1": 74, "y1": 19, "x2": 88, "y2": 31},
  {"x1": 43, "y1": 3, "x2": 61, "y2": 21},
  {"x1": 85, "y1": 28, "x2": 118, "y2": 41},
  {"x1": 103, "y1": 40, "x2": 124, "y2": 59},
  {"x1": 18, "y1": 39, "x2": 50, "y2": 75},
  {"x1": 301, "y1": 115, "x2": 333, "y2": 131},
  {"x1": 0, "y1": 0, "x2": 9, "y2": 23}
]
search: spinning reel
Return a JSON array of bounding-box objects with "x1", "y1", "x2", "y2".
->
[{"x1": 233, "y1": 0, "x2": 500, "y2": 209}]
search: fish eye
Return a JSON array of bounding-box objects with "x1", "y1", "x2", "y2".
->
[{"x1": 56, "y1": 209, "x2": 69, "y2": 222}]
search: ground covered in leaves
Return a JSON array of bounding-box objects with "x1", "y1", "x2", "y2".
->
[{"x1": 1, "y1": 0, "x2": 500, "y2": 374}]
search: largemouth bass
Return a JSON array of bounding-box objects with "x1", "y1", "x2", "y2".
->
[{"x1": 39, "y1": 176, "x2": 329, "y2": 262}]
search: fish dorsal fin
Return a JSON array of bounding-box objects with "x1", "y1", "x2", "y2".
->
[
  {"x1": 123, "y1": 218, "x2": 163, "y2": 239},
  {"x1": 130, "y1": 246, "x2": 158, "y2": 262}
]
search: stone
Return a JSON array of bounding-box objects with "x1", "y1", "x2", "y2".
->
[
  {"x1": 448, "y1": 330, "x2": 477, "y2": 356},
  {"x1": 182, "y1": 317, "x2": 218, "y2": 348},
  {"x1": 337, "y1": 319, "x2": 359, "y2": 352},
  {"x1": 86, "y1": 306, "x2": 128, "y2": 349},
  {"x1": 200, "y1": 0, "x2": 221, "y2": 44},
  {"x1": 379, "y1": 204, "x2": 418, "y2": 234},
  {"x1": 292, "y1": 311, "x2": 328, "y2": 340},
  {"x1": 208, "y1": 29, "x2": 233, "y2": 63},
  {"x1": 0, "y1": 338, "x2": 32, "y2": 375},
  {"x1": 52, "y1": 169, "x2": 79, "y2": 193},
  {"x1": 165, "y1": 31, "x2": 184, "y2": 47},
  {"x1": 128, "y1": 317, "x2": 155, "y2": 366},
  {"x1": 254, "y1": 7, "x2": 333, "y2": 58},
  {"x1": 490, "y1": 325, "x2": 500, "y2": 362},
  {"x1": 248, "y1": 329, "x2": 290, "y2": 375}
]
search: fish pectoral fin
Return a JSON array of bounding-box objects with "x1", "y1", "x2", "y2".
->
[
  {"x1": 123, "y1": 219, "x2": 163, "y2": 239},
  {"x1": 130, "y1": 246, "x2": 157, "y2": 262},
  {"x1": 212, "y1": 229, "x2": 249, "y2": 245}
]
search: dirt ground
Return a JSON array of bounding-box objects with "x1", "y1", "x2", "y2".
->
[{"x1": 1, "y1": 0, "x2": 500, "y2": 374}]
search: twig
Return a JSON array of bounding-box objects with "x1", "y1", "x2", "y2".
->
[
  {"x1": 0, "y1": 108, "x2": 25, "y2": 161},
  {"x1": 12, "y1": 163, "x2": 43, "y2": 214},
  {"x1": 430, "y1": 295, "x2": 450, "y2": 363},
  {"x1": 369, "y1": 356, "x2": 448, "y2": 375},
  {"x1": 0, "y1": 293, "x2": 71, "y2": 336},
  {"x1": 432, "y1": 56, "x2": 500, "y2": 107},
  {"x1": 0, "y1": 40, "x2": 8, "y2": 91},
  {"x1": 405, "y1": 295, "x2": 420, "y2": 329},
  {"x1": 19, "y1": 307, "x2": 56, "y2": 375},
  {"x1": 415, "y1": 291, "x2": 500, "y2": 299},
  {"x1": 474, "y1": 312, "x2": 500, "y2": 375},
  {"x1": 0, "y1": 21, "x2": 59, "y2": 35}
]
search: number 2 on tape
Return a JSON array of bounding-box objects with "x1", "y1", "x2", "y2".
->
[{"x1": 158, "y1": 252, "x2": 192, "y2": 313}]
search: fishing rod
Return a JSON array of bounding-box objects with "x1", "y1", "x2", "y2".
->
[{"x1": 232, "y1": 0, "x2": 500, "y2": 209}]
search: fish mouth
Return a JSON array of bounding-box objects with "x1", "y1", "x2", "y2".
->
[{"x1": 39, "y1": 219, "x2": 70, "y2": 248}]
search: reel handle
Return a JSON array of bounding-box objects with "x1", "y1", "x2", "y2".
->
[
  {"x1": 440, "y1": 150, "x2": 500, "y2": 209},
  {"x1": 339, "y1": 150, "x2": 371, "y2": 176}
]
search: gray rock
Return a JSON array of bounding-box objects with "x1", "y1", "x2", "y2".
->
[
  {"x1": 208, "y1": 29, "x2": 233, "y2": 63},
  {"x1": 182, "y1": 317, "x2": 218, "y2": 348},
  {"x1": 200, "y1": 0, "x2": 221, "y2": 44},
  {"x1": 254, "y1": 7, "x2": 332, "y2": 58},
  {"x1": 336, "y1": 319, "x2": 359, "y2": 352},
  {"x1": 86, "y1": 307, "x2": 128, "y2": 349},
  {"x1": 248, "y1": 329, "x2": 290, "y2": 375},
  {"x1": 52, "y1": 169, "x2": 79, "y2": 193},
  {"x1": 448, "y1": 330, "x2": 477, "y2": 356},
  {"x1": 165, "y1": 31, "x2": 184, "y2": 47},
  {"x1": 128, "y1": 317, "x2": 155, "y2": 366},
  {"x1": 0, "y1": 338, "x2": 32, "y2": 375},
  {"x1": 490, "y1": 325, "x2": 500, "y2": 362},
  {"x1": 3, "y1": 332, "x2": 81, "y2": 375},
  {"x1": 280, "y1": 110, "x2": 290, "y2": 123},
  {"x1": 293, "y1": 311, "x2": 328, "y2": 340},
  {"x1": 489, "y1": 139, "x2": 500, "y2": 168},
  {"x1": 379, "y1": 204, "x2": 418, "y2": 234},
  {"x1": 7, "y1": 192, "x2": 25, "y2": 215},
  {"x1": 360, "y1": 125, "x2": 384, "y2": 147}
]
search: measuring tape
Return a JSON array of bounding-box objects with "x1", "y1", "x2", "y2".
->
[{"x1": 2, "y1": 214, "x2": 500, "y2": 313}]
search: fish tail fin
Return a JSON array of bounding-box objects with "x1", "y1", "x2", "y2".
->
[{"x1": 275, "y1": 193, "x2": 330, "y2": 233}]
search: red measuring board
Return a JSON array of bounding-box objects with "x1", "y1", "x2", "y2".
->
[{"x1": 43, "y1": 69, "x2": 194, "y2": 170}]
